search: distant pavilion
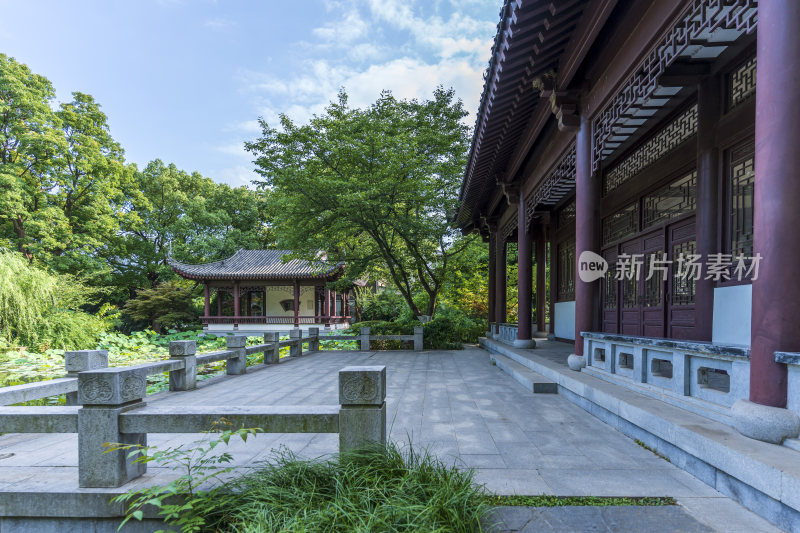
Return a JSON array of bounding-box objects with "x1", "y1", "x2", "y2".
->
[{"x1": 169, "y1": 249, "x2": 352, "y2": 332}]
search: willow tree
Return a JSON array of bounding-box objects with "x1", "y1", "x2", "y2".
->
[{"x1": 246, "y1": 88, "x2": 474, "y2": 317}]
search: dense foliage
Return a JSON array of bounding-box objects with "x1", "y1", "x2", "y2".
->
[
  {"x1": 246, "y1": 88, "x2": 478, "y2": 318},
  {"x1": 0, "y1": 53, "x2": 273, "y2": 326}
]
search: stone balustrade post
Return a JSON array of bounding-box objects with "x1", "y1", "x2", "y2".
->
[
  {"x1": 360, "y1": 327, "x2": 370, "y2": 351},
  {"x1": 413, "y1": 327, "x2": 423, "y2": 352},
  {"x1": 64, "y1": 350, "x2": 108, "y2": 405},
  {"x1": 225, "y1": 336, "x2": 247, "y2": 375},
  {"x1": 168, "y1": 340, "x2": 196, "y2": 391},
  {"x1": 289, "y1": 328, "x2": 302, "y2": 357},
  {"x1": 77, "y1": 367, "x2": 148, "y2": 488},
  {"x1": 264, "y1": 332, "x2": 280, "y2": 364},
  {"x1": 309, "y1": 327, "x2": 320, "y2": 352},
  {"x1": 338, "y1": 366, "x2": 386, "y2": 452}
]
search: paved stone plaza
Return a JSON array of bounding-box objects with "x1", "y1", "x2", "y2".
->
[{"x1": 0, "y1": 347, "x2": 781, "y2": 532}]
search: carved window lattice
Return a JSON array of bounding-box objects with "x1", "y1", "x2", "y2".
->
[
  {"x1": 622, "y1": 276, "x2": 638, "y2": 309},
  {"x1": 672, "y1": 240, "x2": 696, "y2": 306},
  {"x1": 643, "y1": 251, "x2": 664, "y2": 308},
  {"x1": 604, "y1": 105, "x2": 697, "y2": 195},
  {"x1": 558, "y1": 199, "x2": 576, "y2": 229},
  {"x1": 643, "y1": 171, "x2": 697, "y2": 229},
  {"x1": 557, "y1": 239, "x2": 575, "y2": 302},
  {"x1": 730, "y1": 148, "x2": 755, "y2": 258},
  {"x1": 603, "y1": 266, "x2": 617, "y2": 310},
  {"x1": 602, "y1": 203, "x2": 639, "y2": 246},
  {"x1": 592, "y1": 0, "x2": 757, "y2": 172},
  {"x1": 728, "y1": 55, "x2": 756, "y2": 111},
  {"x1": 525, "y1": 144, "x2": 576, "y2": 227}
]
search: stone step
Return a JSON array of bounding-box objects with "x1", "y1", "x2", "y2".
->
[{"x1": 489, "y1": 353, "x2": 557, "y2": 394}]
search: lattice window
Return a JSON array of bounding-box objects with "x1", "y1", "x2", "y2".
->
[
  {"x1": 557, "y1": 239, "x2": 575, "y2": 301},
  {"x1": 728, "y1": 55, "x2": 756, "y2": 111},
  {"x1": 672, "y1": 240, "x2": 696, "y2": 306},
  {"x1": 592, "y1": 0, "x2": 757, "y2": 171},
  {"x1": 602, "y1": 203, "x2": 639, "y2": 246},
  {"x1": 604, "y1": 105, "x2": 698, "y2": 195},
  {"x1": 730, "y1": 147, "x2": 755, "y2": 259},
  {"x1": 558, "y1": 199, "x2": 576, "y2": 229},
  {"x1": 643, "y1": 251, "x2": 664, "y2": 308},
  {"x1": 603, "y1": 266, "x2": 617, "y2": 310},
  {"x1": 622, "y1": 276, "x2": 638, "y2": 309},
  {"x1": 643, "y1": 171, "x2": 697, "y2": 229}
]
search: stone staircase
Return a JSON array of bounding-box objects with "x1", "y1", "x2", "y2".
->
[{"x1": 489, "y1": 352, "x2": 557, "y2": 394}]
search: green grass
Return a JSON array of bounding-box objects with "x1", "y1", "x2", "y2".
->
[{"x1": 202, "y1": 444, "x2": 487, "y2": 533}]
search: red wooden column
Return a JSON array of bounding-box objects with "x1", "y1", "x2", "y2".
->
[
  {"x1": 695, "y1": 75, "x2": 721, "y2": 341},
  {"x1": 293, "y1": 280, "x2": 300, "y2": 327},
  {"x1": 487, "y1": 226, "x2": 497, "y2": 337},
  {"x1": 203, "y1": 283, "x2": 211, "y2": 317},
  {"x1": 323, "y1": 286, "x2": 331, "y2": 326},
  {"x1": 516, "y1": 198, "x2": 535, "y2": 347},
  {"x1": 494, "y1": 233, "x2": 507, "y2": 333},
  {"x1": 570, "y1": 113, "x2": 599, "y2": 369},
  {"x1": 535, "y1": 224, "x2": 548, "y2": 336},
  {"x1": 733, "y1": 0, "x2": 800, "y2": 444},
  {"x1": 233, "y1": 282, "x2": 241, "y2": 323},
  {"x1": 216, "y1": 289, "x2": 222, "y2": 316}
]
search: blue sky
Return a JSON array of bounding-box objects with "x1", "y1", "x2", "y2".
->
[{"x1": 0, "y1": 0, "x2": 499, "y2": 187}]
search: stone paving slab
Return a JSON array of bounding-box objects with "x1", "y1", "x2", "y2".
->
[
  {"x1": 483, "y1": 505, "x2": 714, "y2": 533},
  {"x1": 0, "y1": 348, "x2": 782, "y2": 531}
]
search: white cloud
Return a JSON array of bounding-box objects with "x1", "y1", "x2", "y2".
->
[
  {"x1": 312, "y1": 9, "x2": 368, "y2": 44},
  {"x1": 203, "y1": 17, "x2": 235, "y2": 30},
  {"x1": 217, "y1": 164, "x2": 258, "y2": 188}
]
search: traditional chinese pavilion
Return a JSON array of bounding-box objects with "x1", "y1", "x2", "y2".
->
[
  {"x1": 458, "y1": 0, "x2": 800, "y2": 450},
  {"x1": 169, "y1": 249, "x2": 352, "y2": 331}
]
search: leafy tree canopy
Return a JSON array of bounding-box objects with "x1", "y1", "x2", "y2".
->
[{"x1": 246, "y1": 88, "x2": 476, "y2": 316}]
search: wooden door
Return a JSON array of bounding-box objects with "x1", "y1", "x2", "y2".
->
[
  {"x1": 602, "y1": 248, "x2": 619, "y2": 333},
  {"x1": 640, "y1": 231, "x2": 666, "y2": 338},
  {"x1": 667, "y1": 218, "x2": 697, "y2": 339},
  {"x1": 619, "y1": 238, "x2": 642, "y2": 335}
]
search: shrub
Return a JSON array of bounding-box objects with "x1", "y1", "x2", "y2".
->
[
  {"x1": 358, "y1": 290, "x2": 406, "y2": 322},
  {"x1": 423, "y1": 306, "x2": 487, "y2": 350}
]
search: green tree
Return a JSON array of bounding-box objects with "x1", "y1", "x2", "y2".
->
[
  {"x1": 246, "y1": 88, "x2": 475, "y2": 317},
  {"x1": 0, "y1": 53, "x2": 63, "y2": 260},
  {"x1": 122, "y1": 279, "x2": 200, "y2": 332},
  {"x1": 110, "y1": 160, "x2": 273, "y2": 300},
  {"x1": 0, "y1": 55, "x2": 131, "y2": 277}
]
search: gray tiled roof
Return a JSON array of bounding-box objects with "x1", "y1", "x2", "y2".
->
[{"x1": 169, "y1": 249, "x2": 341, "y2": 280}]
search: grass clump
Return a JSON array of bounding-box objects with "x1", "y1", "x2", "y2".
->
[{"x1": 208, "y1": 443, "x2": 487, "y2": 532}]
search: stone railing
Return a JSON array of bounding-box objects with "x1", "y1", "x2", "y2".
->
[
  {"x1": 488, "y1": 323, "x2": 518, "y2": 346},
  {"x1": 775, "y1": 351, "x2": 800, "y2": 420},
  {"x1": 0, "y1": 348, "x2": 387, "y2": 488},
  {"x1": 580, "y1": 331, "x2": 750, "y2": 420},
  {"x1": 320, "y1": 327, "x2": 423, "y2": 352},
  {"x1": 0, "y1": 327, "x2": 422, "y2": 409}
]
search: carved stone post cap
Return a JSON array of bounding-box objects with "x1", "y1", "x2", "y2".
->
[
  {"x1": 414, "y1": 327, "x2": 423, "y2": 334},
  {"x1": 78, "y1": 367, "x2": 148, "y2": 406},
  {"x1": 264, "y1": 332, "x2": 279, "y2": 340},
  {"x1": 225, "y1": 335, "x2": 247, "y2": 348},
  {"x1": 65, "y1": 350, "x2": 108, "y2": 373},
  {"x1": 169, "y1": 340, "x2": 196, "y2": 356},
  {"x1": 360, "y1": 327, "x2": 371, "y2": 334},
  {"x1": 289, "y1": 328, "x2": 301, "y2": 338},
  {"x1": 309, "y1": 327, "x2": 319, "y2": 334},
  {"x1": 339, "y1": 366, "x2": 386, "y2": 406}
]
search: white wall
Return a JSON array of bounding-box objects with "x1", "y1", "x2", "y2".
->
[
  {"x1": 262, "y1": 287, "x2": 315, "y2": 316},
  {"x1": 712, "y1": 284, "x2": 752, "y2": 346},
  {"x1": 554, "y1": 301, "x2": 576, "y2": 340}
]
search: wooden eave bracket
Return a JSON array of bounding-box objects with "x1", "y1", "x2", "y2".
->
[{"x1": 532, "y1": 71, "x2": 580, "y2": 132}]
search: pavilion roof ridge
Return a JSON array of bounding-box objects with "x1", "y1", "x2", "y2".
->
[{"x1": 168, "y1": 249, "x2": 342, "y2": 281}]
